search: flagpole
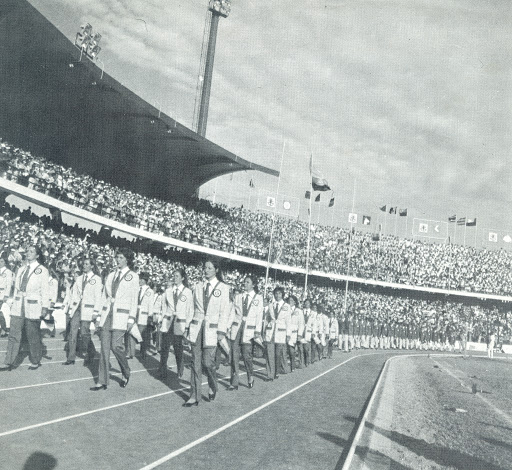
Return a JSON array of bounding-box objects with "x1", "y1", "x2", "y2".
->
[
  {"x1": 212, "y1": 178, "x2": 219, "y2": 205},
  {"x1": 343, "y1": 179, "x2": 356, "y2": 316},
  {"x1": 463, "y1": 215, "x2": 467, "y2": 246},
  {"x1": 474, "y1": 224, "x2": 478, "y2": 248},
  {"x1": 405, "y1": 214, "x2": 409, "y2": 238},
  {"x1": 304, "y1": 153, "x2": 314, "y2": 295},
  {"x1": 394, "y1": 210, "x2": 398, "y2": 236},
  {"x1": 454, "y1": 217, "x2": 457, "y2": 245},
  {"x1": 264, "y1": 140, "x2": 286, "y2": 297}
]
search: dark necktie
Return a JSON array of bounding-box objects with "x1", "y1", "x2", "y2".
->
[
  {"x1": 20, "y1": 267, "x2": 30, "y2": 292},
  {"x1": 243, "y1": 295, "x2": 249, "y2": 317},
  {"x1": 138, "y1": 287, "x2": 144, "y2": 306},
  {"x1": 204, "y1": 283, "x2": 210, "y2": 313},
  {"x1": 82, "y1": 274, "x2": 88, "y2": 296},
  {"x1": 112, "y1": 271, "x2": 121, "y2": 298},
  {"x1": 274, "y1": 304, "x2": 279, "y2": 320},
  {"x1": 173, "y1": 289, "x2": 178, "y2": 308}
]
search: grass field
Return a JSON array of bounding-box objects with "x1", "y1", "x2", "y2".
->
[{"x1": 355, "y1": 354, "x2": 512, "y2": 470}]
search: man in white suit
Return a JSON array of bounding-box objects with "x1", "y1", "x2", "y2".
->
[
  {"x1": 228, "y1": 275, "x2": 263, "y2": 390},
  {"x1": 0, "y1": 253, "x2": 14, "y2": 337},
  {"x1": 64, "y1": 257, "x2": 102, "y2": 365},
  {"x1": 90, "y1": 248, "x2": 139, "y2": 391},
  {"x1": 3, "y1": 246, "x2": 49, "y2": 370},
  {"x1": 183, "y1": 259, "x2": 230, "y2": 406},
  {"x1": 159, "y1": 268, "x2": 194, "y2": 379}
]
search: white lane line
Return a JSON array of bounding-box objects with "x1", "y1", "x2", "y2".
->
[
  {"x1": 16, "y1": 352, "x2": 160, "y2": 367},
  {"x1": 0, "y1": 368, "x2": 265, "y2": 438},
  {"x1": 0, "y1": 366, "x2": 165, "y2": 392},
  {"x1": 138, "y1": 354, "x2": 374, "y2": 470},
  {"x1": 432, "y1": 357, "x2": 512, "y2": 427}
]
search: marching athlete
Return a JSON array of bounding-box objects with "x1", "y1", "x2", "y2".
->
[
  {"x1": 0, "y1": 254, "x2": 14, "y2": 337},
  {"x1": 3, "y1": 246, "x2": 49, "y2": 370},
  {"x1": 90, "y1": 248, "x2": 139, "y2": 391},
  {"x1": 64, "y1": 257, "x2": 102, "y2": 365},
  {"x1": 183, "y1": 259, "x2": 230, "y2": 406},
  {"x1": 228, "y1": 275, "x2": 263, "y2": 390}
]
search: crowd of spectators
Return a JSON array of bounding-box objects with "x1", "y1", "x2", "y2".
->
[
  {"x1": 0, "y1": 197, "x2": 509, "y2": 345},
  {"x1": 2, "y1": 139, "x2": 512, "y2": 297}
]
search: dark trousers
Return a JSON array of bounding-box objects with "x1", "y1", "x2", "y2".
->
[
  {"x1": 287, "y1": 344, "x2": 296, "y2": 372},
  {"x1": 265, "y1": 340, "x2": 275, "y2": 379},
  {"x1": 296, "y1": 342, "x2": 304, "y2": 369},
  {"x1": 276, "y1": 343, "x2": 288, "y2": 375},
  {"x1": 189, "y1": 324, "x2": 217, "y2": 402},
  {"x1": 97, "y1": 312, "x2": 130, "y2": 386},
  {"x1": 0, "y1": 303, "x2": 7, "y2": 332},
  {"x1": 303, "y1": 341, "x2": 311, "y2": 366},
  {"x1": 327, "y1": 339, "x2": 336, "y2": 358},
  {"x1": 125, "y1": 331, "x2": 136, "y2": 358},
  {"x1": 4, "y1": 316, "x2": 42, "y2": 366},
  {"x1": 139, "y1": 325, "x2": 149, "y2": 359},
  {"x1": 80, "y1": 321, "x2": 96, "y2": 360},
  {"x1": 230, "y1": 324, "x2": 254, "y2": 386},
  {"x1": 159, "y1": 330, "x2": 172, "y2": 373},
  {"x1": 66, "y1": 311, "x2": 81, "y2": 361},
  {"x1": 311, "y1": 339, "x2": 317, "y2": 363},
  {"x1": 172, "y1": 334, "x2": 185, "y2": 376},
  {"x1": 316, "y1": 342, "x2": 324, "y2": 359}
]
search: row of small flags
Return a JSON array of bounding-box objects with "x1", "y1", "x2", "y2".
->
[
  {"x1": 304, "y1": 190, "x2": 335, "y2": 207},
  {"x1": 448, "y1": 215, "x2": 477, "y2": 226},
  {"x1": 380, "y1": 205, "x2": 408, "y2": 216}
]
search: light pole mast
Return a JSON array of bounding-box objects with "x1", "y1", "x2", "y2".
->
[{"x1": 196, "y1": 0, "x2": 231, "y2": 137}]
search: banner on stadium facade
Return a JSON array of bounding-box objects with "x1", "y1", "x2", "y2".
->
[
  {"x1": 348, "y1": 213, "x2": 357, "y2": 224},
  {"x1": 257, "y1": 191, "x2": 300, "y2": 218},
  {"x1": 480, "y1": 228, "x2": 512, "y2": 250},
  {"x1": 412, "y1": 218, "x2": 448, "y2": 240}
]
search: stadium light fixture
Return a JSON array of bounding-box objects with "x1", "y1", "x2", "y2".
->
[
  {"x1": 75, "y1": 23, "x2": 102, "y2": 60},
  {"x1": 209, "y1": 0, "x2": 231, "y2": 17}
]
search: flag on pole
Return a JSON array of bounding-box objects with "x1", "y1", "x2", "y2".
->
[
  {"x1": 328, "y1": 197, "x2": 335, "y2": 207},
  {"x1": 457, "y1": 217, "x2": 466, "y2": 225},
  {"x1": 305, "y1": 191, "x2": 311, "y2": 199},
  {"x1": 466, "y1": 218, "x2": 477, "y2": 227},
  {"x1": 348, "y1": 213, "x2": 358, "y2": 224},
  {"x1": 448, "y1": 215, "x2": 456, "y2": 223},
  {"x1": 310, "y1": 156, "x2": 330, "y2": 191},
  {"x1": 315, "y1": 194, "x2": 321, "y2": 202},
  {"x1": 380, "y1": 205, "x2": 387, "y2": 212},
  {"x1": 389, "y1": 207, "x2": 397, "y2": 215},
  {"x1": 399, "y1": 209, "x2": 408, "y2": 216},
  {"x1": 362, "y1": 215, "x2": 371, "y2": 225},
  {"x1": 266, "y1": 196, "x2": 276, "y2": 208},
  {"x1": 249, "y1": 179, "x2": 255, "y2": 188},
  {"x1": 489, "y1": 232, "x2": 498, "y2": 242}
]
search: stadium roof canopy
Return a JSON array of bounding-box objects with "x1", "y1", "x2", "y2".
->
[{"x1": 0, "y1": 0, "x2": 278, "y2": 202}]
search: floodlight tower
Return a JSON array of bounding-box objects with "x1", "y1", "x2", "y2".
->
[{"x1": 195, "y1": 0, "x2": 231, "y2": 137}]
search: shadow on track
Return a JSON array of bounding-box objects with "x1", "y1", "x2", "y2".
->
[{"x1": 23, "y1": 452, "x2": 57, "y2": 470}]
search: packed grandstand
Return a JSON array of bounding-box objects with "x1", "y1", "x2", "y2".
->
[{"x1": 0, "y1": 138, "x2": 507, "y2": 345}]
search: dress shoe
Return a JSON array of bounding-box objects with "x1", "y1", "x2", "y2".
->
[
  {"x1": 121, "y1": 376, "x2": 130, "y2": 388},
  {"x1": 208, "y1": 390, "x2": 217, "y2": 402},
  {"x1": 0, "y1": 365, "x2": 12, "y2": 371},
  {"x1": 63, "y1": 360, "x2": 75, "y2": 366},
  {"x1": 182, "y1": 401, "x2": 198, "y2": 407},
  {"x1": 42, "y1": 355, "x2": 52, "y2": 360},
  {"x1": 264, "y1": 377, "x2": 273, "y2": 382},
  {"x1": 227, "y1": 385, "x2": 238, "y2": 391},
  {"x1": 248, "y1": 379, "x2": 254, "y2": 389},
  {"x1": 274, "y1": 375, "x2": 279, "y2": 379},
  {"x1": 90, "y1": 384, "x2": 107, "y2": 391},
  {"x1": 28, "y1": 363, "x2": 41, "y2": 370}
]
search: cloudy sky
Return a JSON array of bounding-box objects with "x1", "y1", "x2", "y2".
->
[{"x1": 28, "y1": 0, "x2": 512, "y2": 243}]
